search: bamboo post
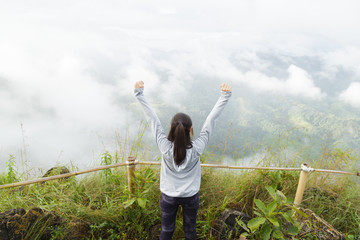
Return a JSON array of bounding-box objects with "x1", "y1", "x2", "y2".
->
[
  {"x1": 127, "y1": 156, "x2": 136, "y2": 195},
  {"x1": 294, "y1": 163, "x2": 313, "y2": 206}
]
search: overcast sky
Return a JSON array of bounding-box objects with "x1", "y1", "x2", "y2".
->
[{"x1": 1, "y1": 0, "x2": 360, "y2": 171}]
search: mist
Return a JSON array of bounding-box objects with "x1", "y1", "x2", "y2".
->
[{"x1": 1, "y1": 0, "x2": 360, "y2": 172}]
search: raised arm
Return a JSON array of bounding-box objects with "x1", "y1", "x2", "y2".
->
[
  {"x1": 193, "y1": 83, "x2": 232, "y2": 155},
  {"x1": 134, "y1": 81, "x2": 171, "y2": 154}
]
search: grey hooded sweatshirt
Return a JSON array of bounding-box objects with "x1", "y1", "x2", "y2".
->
[{"x1": 135, "y1": 88, "x2": 231, "y2": 197}]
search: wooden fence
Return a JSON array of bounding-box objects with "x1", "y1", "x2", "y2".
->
[{"x1": 0, "y1": 156, "x2": 359, "y2": 206}]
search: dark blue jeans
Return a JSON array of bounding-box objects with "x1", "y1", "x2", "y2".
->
[{"x1": 160, "y1": 192, "x2": 199, "y2": 240}]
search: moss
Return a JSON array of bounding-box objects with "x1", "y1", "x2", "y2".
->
[{"x1": 0, "y1": 207, "x2": 62, "y2": 240}]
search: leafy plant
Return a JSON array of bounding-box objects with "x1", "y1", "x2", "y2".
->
[
  {"x1": 122, "y1": 168, "x2": 157, "y2": 209},
  {"x1": 101, "y1": 151, "x2": 114, "y2": 179},
  {"x1": 346, "y1": 234, "x2": 360, "y2": 240},
  {"x1": 6, "y1": 155, "x2": 18, "y2": 183},
  {"x1": 238, "y1": 185, "x2": 307, "y2": 240}
]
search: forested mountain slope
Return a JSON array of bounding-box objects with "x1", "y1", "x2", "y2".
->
[{"x1": 130, "y1": 85, "x2": 360, "y2": 162}]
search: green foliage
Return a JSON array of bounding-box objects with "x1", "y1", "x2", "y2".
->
[
  {"x1": 101, "y1": 151, "x2": 114, "y2": 179},
  {"x1": 1, "y1": 161, "x2": 360, "y2": 239},
  {"x1": 239, "y1": 185, "x2": 305, "y2": 240},
  {"x1": 0, "y1": 133, "x2": 360, "y2": 239},
  {"x1": 184, "y1": 88, "x2": 360, "y2": 160},
  {"x1": 347, "y1": 234, "x2": 359, "y2": 240},
  {"x1": 266, "y1": 171, "x2": 289, "y2": 191},
  {"x1": 2, "y1": 155, "x2": 19, "y2": 184},
  {"x1": 90, "y1": 221, "x2": 126, "y2": 239},
  {"x1": 122, "y1": 168, "x2": 157, "y2": 209}
]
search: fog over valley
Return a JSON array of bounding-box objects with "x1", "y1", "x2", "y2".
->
[{"x1": 1, "y1": 0, "x2": 360, "y2": 173}]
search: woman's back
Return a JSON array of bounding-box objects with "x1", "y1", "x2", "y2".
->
[{"x1": 134, "y1": 82, "x2": 231, "y2": 197}]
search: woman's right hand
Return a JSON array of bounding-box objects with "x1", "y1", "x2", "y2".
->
[
  {"x1": 135, "y1": 81, "x2": 144, "y2": 89},
  {"x1": 220, "y1": 83, "x2": 232, "y2": 92}
]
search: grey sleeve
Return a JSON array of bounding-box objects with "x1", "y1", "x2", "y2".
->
[
  {"x1": 193, "y1": 91, "x2": 232, "y2": 155},
  {"x1": 134, "y1": 88, "x2": 171, "y2": 154}
]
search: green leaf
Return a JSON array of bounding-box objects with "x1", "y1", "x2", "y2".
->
[
  {"x1": 248, "y1": 217, "x2": 266, "y2": 232},
  {"x1": 272, "y1": 229, "x2": 284, "y2": 239},
  {"x1": 286, "y1": 225, "x2": 300, "y2": 235},
  {"x1": 266, "y1": 216, "x2": 280, "y2": 228},
  {"x1": 267, "y1": 201, "x2": 277, "y2": 215},
  {"x1": 142, "y1": 188, "x2": 150, "y2": 194},
  {"x1": 290, "y1": 206, "x2": 308, "y2": 218},
  {"x1": 253, "y1": 210, "x2": 262, "y2": 217},
  {"x1": 137, "y1": 198, "x2": 146, "y2": 208},
  {"x1": 281, "y1": 211, "x2": 294, "y2": 224},
  {"x1": 276, "y1": 190, "x2": 287, "y2": 202},
  {"x1": 259, "y1": 223, "x2": 272, "y2": 240},
  {"x1": 286, "y1": 197, "x2": 294, "y2": 205},
  {"x1": 123, "y1": 199, "x2": 135, "y2": 208},
  {"x1": 240, "y1": 232, "x2": 250, "y2": 237},
  {"x1": 254, "y1": 199, "x2": 267, "y2": 215},
  {"x1": 235, "y1": 218, "x2": 250, "y2": 233},
  {"x1": 266, "y1": 185, "x2": 277, "y2": 200},
  {"x1": 347, "y1": 235, "x2": 355, "y2": 240},
  {"x1": 274, "y1": 171, "x2": 281, "y2": 180}
]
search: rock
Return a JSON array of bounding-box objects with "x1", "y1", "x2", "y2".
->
[
  {"x1": 41, "y1": 166, "x2": 71, "y2": 184},
  {"x1": 0, "y1": 207, "x2": 93, "y2": 239},
  {"x1": 65, "y1": 219, "x2": 91, "y2": 240},
  {"x1": 42, "y1": 166, "x2": 70, "y2": 178},
  {"x1": 0, "y1": 208, "x2": 26, "y2": 240},
  {"x1": 0, "y1": 207, "x2": 61, "y2": 240},
  {"x1": 295, "y1": 208, "x2": 346, "y2": 240},
  {"x1": 212, "y1": 208, "x2": 252, "y2": 240}
]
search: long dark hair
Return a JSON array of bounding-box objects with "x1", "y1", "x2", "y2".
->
[{"x1": 167, "y1": 113, "x2": 193, "y2": 166}]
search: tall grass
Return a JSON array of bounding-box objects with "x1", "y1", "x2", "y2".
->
[{"x1": 0, "y1": 127, "x2": 359, "y2": 239}]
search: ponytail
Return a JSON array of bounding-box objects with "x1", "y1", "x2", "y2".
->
[{"x1": 167, "y1": 113, "x2": 193, "y2": 166}]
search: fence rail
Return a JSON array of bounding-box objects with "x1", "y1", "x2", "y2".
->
[
  {"x1": 1, "y1": 157, "x2": 359, "y2": 206},
  {"x1": 139, "y1": 161, "x2": 360, "y2": 176}
]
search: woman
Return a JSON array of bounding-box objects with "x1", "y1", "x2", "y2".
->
[{"x1": 134, "y1": 81, "x2": 232, "y2": 240}]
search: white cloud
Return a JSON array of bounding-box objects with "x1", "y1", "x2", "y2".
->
[
  {"x1": 340, "y1": 82, "x2": 360, "y2": 108},
  {"x1": 0, "y1": 0, "x2": 359, "y2": 170},
  {"x1": 214, "y1": 63, "x2": 324, "y2": 99},
  {"x1": 285, "y1": 65, "x2": 324, "y2": 99},
  {"x1": 0, "y1": 44, "x2": 131, "y2": 169},
  {"x1": 322, "y1": 47, "x2": 360, "y2": 77},
  {"x1": 120, "y1": 58, "x2": 160, "y2": 95}
]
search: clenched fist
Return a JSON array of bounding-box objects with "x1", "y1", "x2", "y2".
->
[
  {"x1": 220, "y1": 83, "x2": 232, "y2": 92},
  {"x1": 134, "y1": 81, "x2": 144, "y2": 89}
]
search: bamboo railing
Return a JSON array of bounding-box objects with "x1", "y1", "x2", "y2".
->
[
  {"x1": 0, "y1": 162, "x2": 127, "y2": 190},
  {"x1": 0, "y1": 157, "x2": 359, "y2": 206}
]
